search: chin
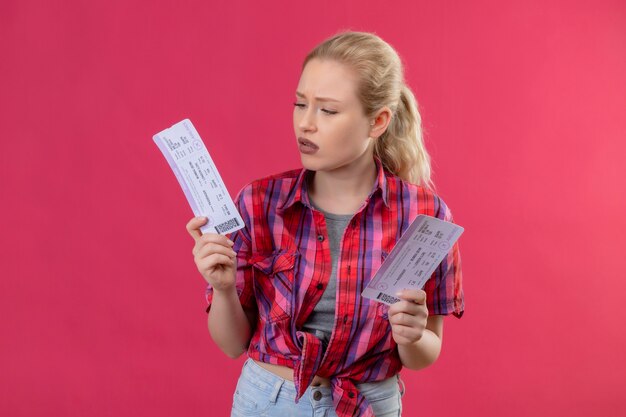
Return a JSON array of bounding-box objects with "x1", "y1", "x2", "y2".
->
[
  {"x1": 300, "y1": 158, "x2": 321, "y2": 171},
  {"x1": 301, "y1": 157, "x2": 347, "y2": 174},
  {"x1": 299, "y1": 154, "x2": 322, "y2": 171}
]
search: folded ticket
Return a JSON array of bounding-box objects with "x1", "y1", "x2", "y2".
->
[
  {"x1": 153, "y1": 119, "x2": 244, "y2": 235},
  {"x1": 362, "y1": 215, "x2": 464, "y2": 305}
]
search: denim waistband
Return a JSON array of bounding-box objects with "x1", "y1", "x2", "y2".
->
[
  {"x1": 241, "y1": 358, "x2": 401, "y2": 400},
  {"x1": 242, "y1": 358, "x2": 299, "y2": 396}
]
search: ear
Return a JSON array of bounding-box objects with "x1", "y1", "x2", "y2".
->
[{"x1": 369, "y1": 106, "x2": 393, "y2": 139}]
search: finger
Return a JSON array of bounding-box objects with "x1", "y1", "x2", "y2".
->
[
  {"x1": 196, "y1": 242, "x2": 238, "y2": 260},
  {"x1": 388, "y1": 299, "x2": 421, "y2": 316},
  {"x1": 389, "y1": 306, "x2": 430, "y2": 329},
  {"x1": 193, "y1": 232, "x2": 234, "y2": 256},
  {"x1": 389, "y1": 302, "x2": 425, "y2": 320},
  {"x1": 186, "y1": 216, "x2": 208, "y2": 241},
  {"x1": 391, "y1": 324, "x2": 420, "y2": 340},
  {"x1": 389, "y1": 312, "x2": 415, "y2": 327},
  {"x1": 199, "y1": 232, "x2": 235, "y2": 247},
  {"x1": 396, "y1": 289, "x2": 426, "y2": 305},
  {"x1": 198, "y1": 253, "x2": 235, "y2": 272}
]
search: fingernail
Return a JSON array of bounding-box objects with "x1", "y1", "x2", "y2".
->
[{"x1": 227, "y1": 239, "x2": 234, "y2": 246}]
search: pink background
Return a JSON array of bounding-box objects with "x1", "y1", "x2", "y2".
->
[{"x1": 1, "y1": 1, "x2": 625, "y2": 416}]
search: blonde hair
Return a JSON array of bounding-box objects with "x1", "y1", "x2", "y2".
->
[{"x1": 303, "y1": 31, "x2": 435, "y2": 191}]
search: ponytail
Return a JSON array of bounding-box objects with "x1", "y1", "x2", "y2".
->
[{"x1": 374, "y1": 84, "x2": 435, "y2": 191}]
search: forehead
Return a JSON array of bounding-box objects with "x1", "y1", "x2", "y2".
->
[{"x1": 296, "y1": 59, "x2": 359, "y2": 102}]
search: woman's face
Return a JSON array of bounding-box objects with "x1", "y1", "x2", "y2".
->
[{"x1": 293, "y1": 58, "x2": 373, "y2": 172}]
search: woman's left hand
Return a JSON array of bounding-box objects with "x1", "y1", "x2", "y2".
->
[{"x1": 387, "y1": 289, "x2": 429, "y2": 346}]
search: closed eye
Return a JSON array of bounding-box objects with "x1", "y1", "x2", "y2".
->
[{"x1": 293, "y1": 102, "x2": 337, "y2": 115}]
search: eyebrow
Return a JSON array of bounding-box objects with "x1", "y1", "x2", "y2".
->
[{"x1": 295, "y1": 91, "x2": 341, "y2": 102}]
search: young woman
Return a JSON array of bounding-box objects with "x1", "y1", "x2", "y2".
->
[{"x1": 186, "y1": 31, "x2": 464, "y2": 417}]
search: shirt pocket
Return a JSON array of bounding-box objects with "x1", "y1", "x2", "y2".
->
[{"x1": 250, "y1": 250, "x2": 298, "y2": 322}]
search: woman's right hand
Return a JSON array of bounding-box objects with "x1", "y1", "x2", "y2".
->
[{"x1": 186, "y1": 216, "x2": 237, "y2": 292}]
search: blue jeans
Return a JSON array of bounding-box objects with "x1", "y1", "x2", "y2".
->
[{"x1": 231, "y1": 358, "x2": 405, "y2": 417}]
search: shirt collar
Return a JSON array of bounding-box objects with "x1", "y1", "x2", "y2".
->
[{"x1": 279, "y1": 155, "x2": 390, "y2": 211}]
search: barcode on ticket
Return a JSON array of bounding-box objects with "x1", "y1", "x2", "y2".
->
[
  {"x1": 215, "y1": 218, "x2": 240, "y2": 234},
  {"x1": 377, "y1": 292, "x2": 400, "y2": 304}
]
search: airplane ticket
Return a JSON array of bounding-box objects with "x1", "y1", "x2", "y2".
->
[
  {"x1": 153, "y1": 119, "x2": 244, "y2": 235},
  {"x1": 362, "y1": 214, "x2": 464, "y2": 305}
]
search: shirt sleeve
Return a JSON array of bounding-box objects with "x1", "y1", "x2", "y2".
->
[
  {"x1": 423, "y1": 196, "x2": 465, "y2": 318},
  {"x1": 205, "y1": 184, "x2": 256, "y2": 313}
]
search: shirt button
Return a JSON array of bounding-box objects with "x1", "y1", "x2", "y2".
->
[
  {"x1": 316, "y1": 283, "x2": 323, "y2": 290},
  {"x1": 313, "y1": 390, "x2": 323, "y2": 401},
  {"x1": 343, "y1": 315, "x2": 348, "y2": 324},
  {"x1": 348, "y1": 391, "x2": 355, "y2": 399},
  {"x1": 317, "y1": 234, "x2": 325, "y2": 242}
]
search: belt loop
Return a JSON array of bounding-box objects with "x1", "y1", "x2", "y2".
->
[{"x1": 269, "y1": 378, "x2": 284, "y2": 403}]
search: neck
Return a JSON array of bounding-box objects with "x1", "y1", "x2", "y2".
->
[{"x1": 308, "y1": 151, "x2": 378, "y2": 213}]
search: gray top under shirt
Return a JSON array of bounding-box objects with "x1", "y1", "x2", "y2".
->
[{"x1": 300, "y1": 196, "x2": 353, "y2": 350}]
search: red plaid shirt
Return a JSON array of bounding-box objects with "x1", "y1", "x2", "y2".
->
[{"x1": 205, "y1": 157, "x2": 464, "y2": 416}]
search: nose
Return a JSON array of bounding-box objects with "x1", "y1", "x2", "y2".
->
[{"x1": 297, "y1": 106, "x2": 317, "y2": 132}]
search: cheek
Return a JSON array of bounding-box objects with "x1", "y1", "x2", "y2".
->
[{"x1": 331, "y1": 118, "x2": 366, "y2": 144}]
